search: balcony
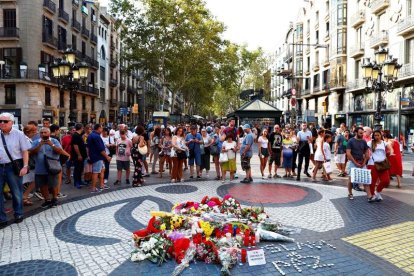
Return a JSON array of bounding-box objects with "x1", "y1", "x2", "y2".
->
[
  {"x1": 313, "y1": 85, "x2": 320, "y2": 92},
  {"x1": 42, "y1": 32, "x2": 58, "y2": 49},
  {"x1": 120, "y1": 82, "x2": 126, "y2": 91},
  {"x1": 72, "y1": 19, "x2": 81, "y2": 32},
  {"x1": 0, "y1": 68, "x2": 56, "y2": 83},
  {"x1": 110, "y1": 79, "x2": 118, "y2": 87},
  {"x1": 397, "y1": 14, "x2": 414, "y2": 37},
  {"x1": 110, "y1": 99, "x2": 118, "y2": 108},
  {"x1": 43, "y1": 0, "x2": 56, "y2": 14},
  {"x1": 284, "y1": 52, "x2": 293, "y2": 63},
  {"x1": 329, "y1": 77, "x2": 346, "y2": 91},
  {"x1": 305, "y1": 69, "x2": 311, "y2": 76},
  {"x1": 296, "y1": 49, "x2": 303, "y2": 56},
  {"x1": 323, "y1": 58, "x2": 330, "y2": 67},
  {"x1": 350, "y1": 10, "x2": 365, "y2": 28},
  {"x1": 0, "y1": 27, "x2": 19, "y2": 39},
  {"x1": 399, "y1": 63, "x2": 414, "y2": 79},
  {"x1": 90, "y1": 33, "x2": 97, "y2": 44},
  {"x1": 370, "y1": 0, "x2": 390, "y2": 15},
  {"x1": 370, "y1": 30, "x2": 388, "y2": 49},
  {"x1": 324, "y1": 33, "x2": 330, "y2": 42},
  {"x1": 81, "y1": 26, "x2": 90, "y2": 38},
  {"x1": 58, "y1": 9, "x2": 69, "y2": 24},
  {"x1": 79, "y1": 85, "x2": 99, "y2": 95},
  {"x1": 276, "y1": 68, "x2": 292, "y2": 77},
  {"x1": 324, "y1": 13, "x2": 329, "y2": 22},
  {"x1": 312, "y1": 63, "x2": 320, "y2": 72},
  {"x1": 347, "y1": 79, "x2": 365, "y2": 91},
  {"x1": 349, "y1": 44, "x2": 365, "y2": 58}
]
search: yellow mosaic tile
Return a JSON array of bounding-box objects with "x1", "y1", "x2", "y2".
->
[{"x1": 342, "y1": 221, "x2": 414, "y2": 275}]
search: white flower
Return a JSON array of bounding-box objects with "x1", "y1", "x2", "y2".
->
[
  {"x1": 258, "y1": 213, "x2": 267, "y2": 221},
  {"x1": 131, "y1": 251, "x2": 148, "y2": 262}
]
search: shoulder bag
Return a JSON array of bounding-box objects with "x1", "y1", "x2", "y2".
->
[
  {"x1": 43, "y1": 145, "x2": 62, "y2": 175},
  {"x1": 138, "y1": 136, "x2": 148, "y2": 155},
  {"x1": 1, "y1": 133, "x2": 24, "y2": 176}
]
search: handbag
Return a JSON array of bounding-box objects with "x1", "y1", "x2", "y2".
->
[
  {"x1": 1, "y1": 133, "x2": 24, "y2": 176},
  {"x1": 209, "y1": 144, "x2": 219, "y2": 156},
  {"x1": 177, "y1": 150, "x2": 187, "y2": 160},
  {"x1": 219, "y1": 152, "x2": 228, "y2": 163},
  {"x1": 200, "y1": 144, "x2": 205, "y2": 155},
  {"x1": 43, "y1": 147, "x2": 62, "y2": 175},
  {"x1": 374, "y1": 159, "x2": 390, "y2": 171},
  {"x1": 138, "y1": 137, "x2": 148, "y2": 155},
  {"x1": 323, "y1": 161, "x2": 333, "y2": 174}
]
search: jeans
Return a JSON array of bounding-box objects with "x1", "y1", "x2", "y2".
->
[
  {"x1": 104, "y1": 159, "x2": 110, "y2": 180},
  {"x1": 0, "y1": 164, "x2": 23, "y2": 222},
  {"x1": 73, "y1": 159, "x2": 84, "y2": 186},
  {"x1": 297, "y1": 152, "x2": 310, "y2": 177}
]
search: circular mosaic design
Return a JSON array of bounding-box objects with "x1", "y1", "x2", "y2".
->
[
  {"x1": 217, "y1": 183, "x2": 322, "y2": 207},
  {"x1": 155, "y1": 184, "x2": 198, "y2": 194}
]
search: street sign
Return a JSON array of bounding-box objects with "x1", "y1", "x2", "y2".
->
[{"x1": 401, "y1": 98, "x2": 410, "y2": 106}]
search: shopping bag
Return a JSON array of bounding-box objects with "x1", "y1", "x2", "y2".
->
[
  {"x1": 323, "y1": 161, "x2": 333, "y2": 174},
  {"x1": 350, "y1": 168, "x2": 372, "y2": 185},
  {"x1": 219, "y1": 152, "x2": 228, "y2": 163}
]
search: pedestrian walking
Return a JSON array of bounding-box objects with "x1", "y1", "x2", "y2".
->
[
  {"x1": 61, "y1": 127, "x2": 75, "y2": 184},
  {"x1": 383, "y1": 132, "x2": 403, "y2": 188},
  {"x1": 268, "y1": 125, "x2": 283, "y2": 178},
  {"x1": 212, "y1": 125, "x2": 222, "y2": 180},
  {"x1": 159, "y1": 127, "x2": 173, "y2": 178},
  {"x1": 334, "y1": 128, "x2": 347, "y2": 177},
  {"x1": 101, "y1": 127, "x2": 115, "y2": 184},
  {"x1": 131, "y1": 126, "x2": 146, "y2": 187},
  {"x1": 0, "y1": 113, "x2": 30, "y2": 227},
  {"x1": 240, "y1": 124, "x2": 254, "y2": 183},
  {"x1": 150, "y1": 126, "x2": 162, "y2": 174},
  {"x1": 296, "y1": 123, "x2": 313, "y2": 181},
  {"x1": 71, "y1": 124, "x2": 87, "y2": 189}
]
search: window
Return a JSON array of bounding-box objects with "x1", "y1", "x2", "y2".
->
[
  {"x1": 5, "y1": 84, "x2": 16, "y2": 104},
  {"x1": 305, "y1": 78, "x2": 310, "y2": 90},
  {"x1": 100, "y1": 66, "x2": 106, "y2": 81},
  {"x1": 355, "y1": 60, "x2": 361, "y2": 79},
  {"x1": 408, "y1": 0, "x2": 413, "y2": 16},
  {"x1": 91, "y1": 97, "x2": 95, "y2": 111},
  {"x1": 82, "y1": 96, "x2": 86, "y2": 110},
  {"x1": 356, "y1": 27, "x2": 363, "y2": 48},
  {"x1": 316, "y1": 11, "x2": 319, "y2": 24},
  {"x1": 307, "y1": 56, "x2": 310, "y2": 71},
  {"x1": 326, "y1": 22, "x2": 329, "y2": 34},
  {"x1": 91, "y1": 47, "x2": 95, "y2": 59},
  {"x1": 337, "y1": 29, "x2": 346, "y2": 54},
  {"x1": 316, "y1": 30, "x2": 319, "y2": 43},
  {"x1": 313, "y1": 74, "x2": 320, "y2": 88},
  {"x1": 43, "y1": 16, "x2": 53, "y2": 36},
  {"x1": 58, "y1": 26, "x2": 67, "y2": 50},
  {"x1": 100, "y1": 88, "x2": 105, "y2": 102},
  {"x1": 3, "y1": 9, "x2": 16, "y2": 28},
  {"x1": 100, "y1": 46, "x2": 106, "y2": 60},
  {"x1": 405, "y1": 38, "x2": 414, "y2": 64},
  {"x1": 45, "y1": 87, "x2": 51, "y2": 106},
  {"x1": 72, "y1": 35, "x2": 77, "y2": 50},
  {"x1": 3, "y1": 47, "x2": 21, "y2": 73},
  {"x1": 323, "y1": 70, "x2": 329, "y2": 87},
  {"x1": 82, "y1": 41, "x2": 86, "y2": 55},
  {"x1": 72, "y1": 10, "x2": 77, "y2": 21},
  {"x1": 337, "y1": 3, "x2": 347, "y2": 25},
  {"x1": 60, "y1": 90, "x2": 65, "y2": 107}
]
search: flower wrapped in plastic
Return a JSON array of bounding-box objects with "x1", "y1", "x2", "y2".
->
[
  {"x1": 171, "y1": 242, "x2": 197, "y2": 276},
  {"x1": 218, "y1": 247, "x2": 238, "y2": 276},
  {"x1": 220, "y1": 195, "x2": 241, "y2": 216},
  {"x1": 130, "y1": 233, "x2": 173, "y2": 265}
]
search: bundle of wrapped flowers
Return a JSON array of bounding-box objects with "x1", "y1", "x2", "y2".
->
[{"x1": 130, "y1": 194, "x2": 295, "y2": 275}]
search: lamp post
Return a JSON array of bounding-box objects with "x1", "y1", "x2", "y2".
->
[
  {"x1": 50, "y1": 48, "x2": 89, "y2": 127},
  {"x1": 361, "y1": 47, "x2": 402, "y2": 130}
]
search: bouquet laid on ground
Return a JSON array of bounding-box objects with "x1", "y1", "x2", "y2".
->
[{"x1": 131, "y1": 195, "x2": 296, "y2": 275}]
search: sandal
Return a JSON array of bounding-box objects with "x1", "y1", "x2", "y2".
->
[
  {"x1": 65, "y1": 179, "x2": 71, "y2": 184},
  {"x1": 23, "y1": 198, "x2": 33, "y2": 206}
]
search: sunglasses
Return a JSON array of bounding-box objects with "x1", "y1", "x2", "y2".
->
[{"x1": 0, "y1": 120, "x2": 11, "y2": 123}]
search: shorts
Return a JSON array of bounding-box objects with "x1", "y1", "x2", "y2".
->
[
  {"x1": 269, "y1": 150, "x2": 281, "y2": 166},
  {"x1": 92, "y1": 160, "x2": 105, "y2": 173},
  {"x1": 334, "y1": 154, "x2": 346, "y2": 164},
  {"x1": 23, "y1": 171, "x2": 35, "y2": 184},
  {"x1": 35, "y1": 174, "x2": 58, "y2": 189},
  {"x1": 141, "y1": 154, "x2": 147, "y2": 162},
  {"x1": 188, "y1": 153, "x2": 201, "y2": 166},
  {"x1": 83, "y1": 160, "x2": 92, "y2": 173},
  {"x1": 116, "y1": 160, "x2": 131, "y2": 171},
  {"x1": 241, "y1": 156, "x2": 251, "y2": 171},
  {"x1": 260, "y1": 148, "x2": 269, "y2": 157}
]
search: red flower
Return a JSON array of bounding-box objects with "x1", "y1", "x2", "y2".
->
[
  {"x1": 147, "y1": 217, "x2": 162, "y2": 234},
  {"x1": 174, "y1": 238, "x2": 190, "y2": 263},
  {"x1": 223, "y1": 194, "x2": 232, "y2": 201},
  {"x1": 210, "y1": 197, "x2": 222, "y2": 206},
  {"x1": 132, "y1": 229, "x2": 149, "y2": 237},
  {"x1": 201, "y1": 196, "x2": 209, "y2": 204},
  {"x1": 193, "y1": 233, "x2": 203, "y2": 244}
]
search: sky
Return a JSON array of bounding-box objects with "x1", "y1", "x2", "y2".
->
[{"x1": 98, "y1": 0, "x2": 305, "y2": 54}]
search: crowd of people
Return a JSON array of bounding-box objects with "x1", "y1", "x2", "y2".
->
[{"x1": 0, "y1": 111, "x2": 411, "y2": 227}]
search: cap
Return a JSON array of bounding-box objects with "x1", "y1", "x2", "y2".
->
[{"x1": 243, "y1": 124, "x2": 251, "y2": 129}]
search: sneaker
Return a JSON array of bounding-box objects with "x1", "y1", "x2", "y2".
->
[
  {"x1": 27, "y1": 193, "x2": 34, "y2": 199},
  {"x1": 90, "y1": 188, "x2": 101, "y2": 193},
  {"x1": 34, "y1": 192, "x2": 44, "y2": 200},
  {"x1": 113, "y1": 180, "x2": 121, "y2": 185},
  {"x1": 262, "y1": 175, "x2": 265, "y2": 179},
  {"x1": 180, "y1": 179, "x2": 185, "y2": 182},
  {"x1": 50, "y1": 198, "x2": 58, "y2": 208},
  {"x1": 249, "y1": 177, "x2": 253, "y2": 182},
  {"x1": 274, "y1": 174, "x2": 281, "y2": 178},
  {"x1": 268, "y1": 174, "x2": 272, "y2": 178},
  {"x1": 41, "y1": 201, "x2": 52, "y2": 209},
  {"x1": 100, "y1": 185, "x2": 110, "y2": 190},
  {"x1": 240, "y1": 178, "x2": 250, "y2": 183},
  {"x1": 368, "y1": 196, "x2": 376, "y2": 203},
  {"x1": 57, "y1": 193, "x2": 67, "y2": 199},
  {"x1": 375, "y1": 192, "x2": 383, "y2": 202},
  {"x1": 348, "y1": 194, "x2": 354, "y2": 200},
  {"x1": 234, "y1": 174, "x2": 239, "y2": 179},
  {"x1": 189, "y1": 176, "x2": 194, "y2": 179},
  {"x1": 125, "y1": 179, "x2": 130, "y2": 185},
  {"x1": 104, "y1": 179, "x2": 108, "y2": 184}
]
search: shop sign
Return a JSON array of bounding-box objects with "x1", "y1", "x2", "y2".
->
[
  {"x1": 0, "y1": 109, "x2": 21, "y2": 117},
  {"x1": 335, "y1": 114, "x2": 346, "y2": 119},
  {"x1": 42, "y1": 110, "x2": 53, "y2": 117}
]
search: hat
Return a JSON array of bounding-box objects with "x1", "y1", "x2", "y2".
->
[{"x1": 243, "y1": 124, "x2": 251, "y2": 129}]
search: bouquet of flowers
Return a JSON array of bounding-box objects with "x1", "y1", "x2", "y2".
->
[
  {"x1": 220, "y1": 195, "x2": 241, "y2": 216},
  {"x1": 130, "y1": 233, "x2": 173, "y2": 265},
  {"x1": 241, "y1": 206, "x2": 268, "y2": 223},
  {"x1": 218, "y1": 247, "x2": 239, "y2": 276},
  {"x1": 172, "y1": 201, "x2": 201, "y2": 215}
]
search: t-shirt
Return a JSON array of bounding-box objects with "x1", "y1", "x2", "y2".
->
[
  {"x1": 346, "y1": 137, "x2": 369, "y2": 162},
  {"x1": 335, "y1": 134, "x2": 345, "y2": 154},
  {"x1": 116, "y1": 138, "x2": 132, "y2": 161},
  {"x1": 87, "y1": 131, "x2": 106, "y2": 163},
  {"x1": 61, "y1": 135, "x2": 72, "y2": 153},
  {"x1": 297, "y1": 130, "x2": 313, "y2": 142},
  {"x1": 269, "y1": 132, "x2": 283, "y2": 152},
  {"x1": 240, "y1": 132, "x2": 254, "y2": 158},
  {"x1": 71, "y1": 132, "x2": 87, "y2": 160},
  {"x1": 185, "y1": 133, "x2": 202, "y2": 153},
  {"x1": 223, "y1": 141, "x2": 237, "y2": 160},
  {"x1": 258, "y1": 136, "x2": 269, "y2": 149},
  {"x1": 31, "y1": 138, "x2": 62, "y2": 175}
]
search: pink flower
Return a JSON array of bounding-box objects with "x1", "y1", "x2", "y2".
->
[{"x1": 207, "y1": 201, "x2": 217, "y2": 207}]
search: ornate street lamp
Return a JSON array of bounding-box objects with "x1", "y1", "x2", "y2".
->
[
  {"x1": 362, "y1": 47, "x2": 402, "y2": 130},
  {"x1": 50, "y1": 48, "x2": 89, "y2": 126}
]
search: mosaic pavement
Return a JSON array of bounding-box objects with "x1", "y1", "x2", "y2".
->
[{"x1": 1, "y1": 179, "x2": 414, "y2": 276}]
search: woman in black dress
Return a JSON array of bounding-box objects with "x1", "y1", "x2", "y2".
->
[{"x1": 131, "y1": 126, "x2": 146, "y2": 187}]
